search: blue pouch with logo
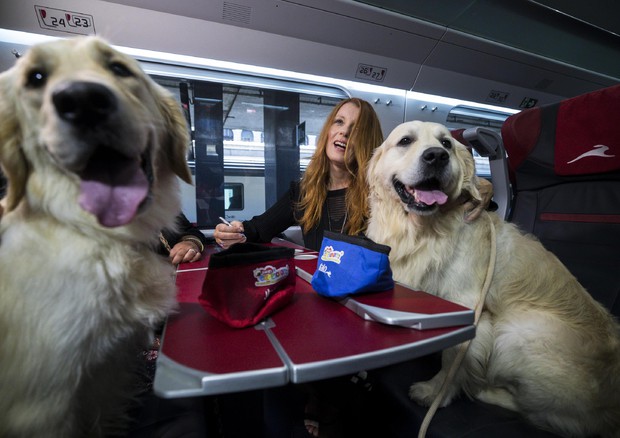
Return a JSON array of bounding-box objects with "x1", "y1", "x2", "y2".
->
[{"x1": 311, "y1": 231, "x2": 394, "y2": 298}]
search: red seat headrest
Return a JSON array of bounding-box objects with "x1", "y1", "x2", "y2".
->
[{"x1": 502, "y1": 84, "x2": 620, "y2": 177}]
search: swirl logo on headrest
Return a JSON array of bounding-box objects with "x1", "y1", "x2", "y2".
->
[
  {"x1": 320, "y1": 245, "x2": 344, "y2": 264},
  {"x1": 253, "y1": 264, "x2": 289, "y2": 287}
]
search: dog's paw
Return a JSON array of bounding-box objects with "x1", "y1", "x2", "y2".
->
[{"x1": 409, "y1": 381, "x2": 441, "y2": 407}]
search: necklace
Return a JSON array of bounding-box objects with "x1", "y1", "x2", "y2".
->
[{"x1": 327, "y1": 204, "x2": 348, "y2": 233}]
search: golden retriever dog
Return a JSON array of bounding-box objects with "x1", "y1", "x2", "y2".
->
[
  {"x1": 0, "y1": 37, "x2": 192, "y2": 437},
  {"x1": 366, "y1": 121, "x2": 620, "y2": 437}
]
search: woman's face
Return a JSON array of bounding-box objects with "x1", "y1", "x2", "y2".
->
[{"x1": 325, "y1": 102, "x2": 360, "y2": 168}]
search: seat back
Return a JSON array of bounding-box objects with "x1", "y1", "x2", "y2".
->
[{"x1": 501, "y1": 84, "x2": 620, "y2": 315}]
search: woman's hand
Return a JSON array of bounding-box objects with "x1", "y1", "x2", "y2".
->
[
  {"x1": 213, "y1": 220, "x2": 246, "y2": 249},
  {"x1": 169, "y1": 240, "x2": 202, "y2": 265},
  {"x1": 464, "y1": 178, "x2": 494, "y2": 222}
]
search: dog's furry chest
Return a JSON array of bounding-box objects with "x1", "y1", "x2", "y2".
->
[
  {"x1": 0, "y1": 219, "x2": 176, "y2": 348},
  {"x1": 367, "y1": 213, "x2": 492, "y2": 309},
  {"x1": 391, "y1": 238, "x2": 482, "y2": 303},
  {"x1": 0, "y1": 217, "x2": 178, "y2": 435}
]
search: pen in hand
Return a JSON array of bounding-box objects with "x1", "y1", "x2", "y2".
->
[
  {"x1": 218, "y1": 216, "x2": 233, "y2": 227},
  {"x1": 218, "y1": 217, "x2": 246, "y2": 238}
]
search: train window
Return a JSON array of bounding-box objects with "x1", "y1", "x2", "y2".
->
[
  {"x1": 240, "y1": 129, "x2": 254, "y2": 142},
  {"x1": 150, "y1": 72, "x2": 346, "y2": 228},
  {"x1": 224, "y1": 183, "x2": 244, "y2": 211},
  {"x1": 446, "y1": 105, "x2": 511, "y2": 131}
]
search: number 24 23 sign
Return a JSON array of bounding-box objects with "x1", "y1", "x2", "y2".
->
[{"x1": 35, "y1": 5, "x2": 95, "y2": 35}]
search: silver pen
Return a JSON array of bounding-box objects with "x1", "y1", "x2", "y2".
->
[
  {"x1": 218, "y1": 216, "x2": 233, "y2": 227},
  {"x1": 219, "y1": 217, "x2": 246, "y2": 238}
]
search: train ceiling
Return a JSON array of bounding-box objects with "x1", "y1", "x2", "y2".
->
[{"x1": 356, "y1": 0, "x2": 620, "y2": 80}]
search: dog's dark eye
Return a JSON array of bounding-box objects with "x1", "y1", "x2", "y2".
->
[
  {"x1": 440, "y1": 139, "x2": 452, "y2": 149},
  {"x1": 26, "y1": 69, "x2": 47, "y2": 88},
  {"x1": 109, "y1": 61, "x2": 133, "y2": 78},
  {"x1": 397, "y1": 137, "x2": 413, "y2": 146}
]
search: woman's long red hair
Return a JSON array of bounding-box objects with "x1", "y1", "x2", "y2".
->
[{"x1": 297, "y1": 98, "x2": 384, "y2": 235}]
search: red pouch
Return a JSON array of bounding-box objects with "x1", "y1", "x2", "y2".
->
[{"x1": 199, "y1": 243, "x2": 296, "y2": 328}]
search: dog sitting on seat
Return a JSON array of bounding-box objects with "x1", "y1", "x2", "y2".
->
[
  {"x1": 0, "y1": 37, "x2": 192, "y2": 437},
  {"x1": 366, "y1": 120, "x2": 620, "y2": 437}
]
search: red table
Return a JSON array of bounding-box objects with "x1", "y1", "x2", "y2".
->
[{"x1": 154, "y1": 239, "x2": 475, "y2": 398}]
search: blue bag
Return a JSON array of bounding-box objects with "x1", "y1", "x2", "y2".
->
[{"x1": 311, "y1": 231, "x2": 394, "y2": 298}]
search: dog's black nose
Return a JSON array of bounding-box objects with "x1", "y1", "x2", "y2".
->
[
  {"x1": 52, "y1": 81, "x2": 117, "y2": 126},
  {"x1": 422, "y1": 147, "x2": 449, "y2": 168}
]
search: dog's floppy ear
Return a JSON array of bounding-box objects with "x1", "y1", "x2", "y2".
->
[
  {"x1": 0, "y1": 69, "x2": 29, "y2": 212},
  {"x1": 156, "y1": 87, "x2": 193, "y2": 185},
  {"x1": 454, "y1": 141, "x2": 481, "y2": 204}
]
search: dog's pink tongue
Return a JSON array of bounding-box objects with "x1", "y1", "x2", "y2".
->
[
  {"x1": 415, "y1": 189, "x2": 448, "y2": 206},
  {"x1": 78, "y1": 159, "x2": 148, "y2": 228}
]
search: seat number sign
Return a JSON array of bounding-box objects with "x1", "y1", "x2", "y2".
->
[
  {"x1": 356, "y1": 63, "x2": 387, "y2": 82},
  {"x1": 35, "y1": 5, "x2": 96, "y2": 35}
]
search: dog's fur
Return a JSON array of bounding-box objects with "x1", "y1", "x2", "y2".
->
[
  {"x1": 0, "y1": 37, "x2": 192, "y2": 437},
  {"x1": 366, "y1": 121, "x2": 620, "y2": 437}
]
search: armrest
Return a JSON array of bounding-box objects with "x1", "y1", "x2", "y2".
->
[{"x1": 462, "y1": 127, "x2": 512, "y2": 220}]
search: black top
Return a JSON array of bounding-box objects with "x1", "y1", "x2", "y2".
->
[
  {"x1": 0, "y1": 168, "x2": 6, "y2": 200},
  {"x1": 243, "y1": 181, "x2": 347, "y2": 251},
  {"x1": 159, "y1": 212, "x2": 209, "y2": 255}
]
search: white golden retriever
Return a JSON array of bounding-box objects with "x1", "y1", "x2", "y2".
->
[
  {"x1": 366, "y1": 121, "x2": 620, "y2": 437},
  {"x1": 0, "y1": 37, "x2": 192, "y2": 437}
]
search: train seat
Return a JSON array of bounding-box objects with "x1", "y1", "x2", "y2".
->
[
  {"x1": 502, "y1": 83, "x2": 620, "y2": 316},
  {"x1": 369, "y1": 84, "x2": 620, "y2": 437},
  {"x1": 368, "y1": 355, "x2": 562, "y2": 438}
]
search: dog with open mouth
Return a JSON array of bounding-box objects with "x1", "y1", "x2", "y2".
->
[
  {"x1": 366, "y1": 121, "x2": 620, "y2": 437},
  {"x1": 0, "y1": 37, "x2": 192, "y2": 437}
]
